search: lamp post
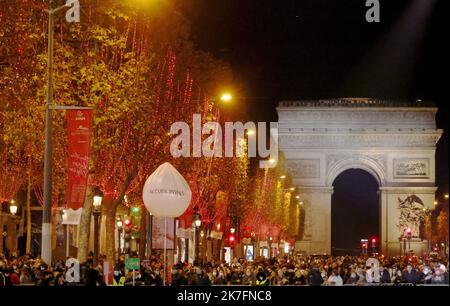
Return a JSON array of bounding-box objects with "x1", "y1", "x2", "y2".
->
[
  {"x1": 193, "y1": 206, "x2": 201, "y2": 263},
  {"x1": 92, "y1": 188, "x2": 103, "y2": 262},
  {"x1": 41, "y1": 0, "x2": 82, "y2": 265}
]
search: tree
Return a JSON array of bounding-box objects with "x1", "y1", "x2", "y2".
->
[
  {"x1": 1, "y1": 1, "x2": 234, "y2": 264},
  {"x1": 437, "y1": 207, "x2": 449, "y2": 246}
]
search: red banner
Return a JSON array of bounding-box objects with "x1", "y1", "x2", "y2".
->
[{"x1": 67, "y1": 109, "x2": 93, "y2": 210}]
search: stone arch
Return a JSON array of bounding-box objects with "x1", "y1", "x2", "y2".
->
[
  {"x1": 277, "y1": 99, "x2": 442, "y2": 256},
  {"x1": 326, "y1": 156, "x2": 386, "y2": 187}
]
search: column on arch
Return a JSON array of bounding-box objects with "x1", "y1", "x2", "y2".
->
[
  {"x1": 380, "y1": 186, "x2": 437, "y2": 257},
  {"x1": 295, "y1": 187, "x2": 333, "y2": 255}
]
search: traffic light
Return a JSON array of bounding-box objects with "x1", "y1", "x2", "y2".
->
[
  {"x1": 229, "y1": 234, "x2": 235, "y2": 244},
  {"x1": 124, "y1": 218, "x2": 132, "y2": 228}
]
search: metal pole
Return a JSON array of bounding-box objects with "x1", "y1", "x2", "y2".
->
[
  {"x1": 66, "y1": 225, "x2": 69, "y2": 258},
  {"x1": 118, "y1": 227, "x2": 122, "y2": 256},
  {"x1": 94, "y1": 211, "x2": 100, "y2": 263},
  {"x1": 163, "y1": 216, "x2": 167, "y2": 286},
  {"x1": 194, "y1": 226, "x2": 199, "y2": 263},
  {"x1": 41, "y1": 4, "x2": 54, "y2": 265}
]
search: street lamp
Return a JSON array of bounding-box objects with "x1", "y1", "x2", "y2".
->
[
  {"x1": 193, "y1": 206, "x2": 202, "y2": 228},
  {"x1": 41, "y1": 0, "x2": 83, "y2": 265},
  {"x1": 220, "y1": 93, "x2": 232, "y2": 102},
  {"x1": 9, "y1": 200, "x2": 18, "y2": 216},
  {"x1": 92, "y1": 187, "x2": 103, "y2": 262}
]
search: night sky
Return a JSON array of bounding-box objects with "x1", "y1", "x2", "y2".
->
[{"x1": 176, "y1": 0, "x2": 449, "y2": 250}]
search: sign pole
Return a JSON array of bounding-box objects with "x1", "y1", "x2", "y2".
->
[
  {"x1": 163, "y1": 216, "x2": 167, "y2": 286},
  {"x1": 66, "y1": 224, "x2": 70, "y2": 258},
  {"x1": 42, "y1": 1, "x2": 82, "y2": 265},
  {"x1": 41, "y1": 3, "x2": 55, "y2": 266}
]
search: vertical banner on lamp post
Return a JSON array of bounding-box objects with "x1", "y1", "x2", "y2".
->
[{"x1": 67, "y1": 109, "x2": 93, "y2": 210}]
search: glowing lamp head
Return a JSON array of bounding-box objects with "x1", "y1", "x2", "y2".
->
[
  {"x1": 117, "y1": 220, "x2": 123, "y2": 228},
  {"x1": 93, "y1": 195, "x2": 102, "y2": 210},
  {"x1": 10, "y1": 201, "x2": 18, "y2": 215},
  {"x1": 230, "y1": 227, "x2": 236, "y2": 234},
  {"x1": 229, "y1": 235, "x2": 235, "y2": 242},
  {"x1": 372, "y1": 238, "x2": 376, "y2": 243},
  {"x1": 220, "y1": 93, "x2": 232, "y2": 102}
]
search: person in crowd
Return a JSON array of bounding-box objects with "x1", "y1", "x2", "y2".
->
[
  {"x1": 309, "y1": 264, "x2": 323, "y2": 286},
  {"x1": 402, "y1": 264, "x2": 418, "y2": 284},
  {"x1": 242, "y1": 267, "x2": 256, "y2": 285},
  {"x1": 19, "y1": 266, "x2": 33, "y2": 285},
  {"x1": 380, "y1": 265, "x2": 391, "y2": 283},
  {"x1": 431, "y1": 267, "x2": 447, "y2": 284},
  {"x1": 327, "y1": 270, "x2": 343, "y2": 286},
  {"x1": 0, "y1": 251, "x2": 448, "y2": 286},
  {"x1": 346, "y1": 271, "x2": 359, "y2": 285},
  {"x1": 255, "y1": 268, "x2": 269, "y2": 286}
]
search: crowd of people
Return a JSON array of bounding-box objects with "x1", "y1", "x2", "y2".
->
[{"x1": 1, "y1": 251, "x2": 448, "y2": 286}]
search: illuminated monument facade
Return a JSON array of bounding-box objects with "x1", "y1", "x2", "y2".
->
[{"x1": 277, "y1": 98, "x2": 442, "y2": 256}]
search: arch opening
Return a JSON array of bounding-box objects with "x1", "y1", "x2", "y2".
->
[{"x1": 331, "y1": 169, "x2": 380, "y2": 256}]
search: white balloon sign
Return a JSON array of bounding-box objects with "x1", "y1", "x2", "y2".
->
[{"x1": 142, "y1": 162, "x2": 192, "y2": 217}]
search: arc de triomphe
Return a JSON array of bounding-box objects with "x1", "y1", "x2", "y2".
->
[{"x1": 277, "y1": 99, "x2": 442, "y2": 256}]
